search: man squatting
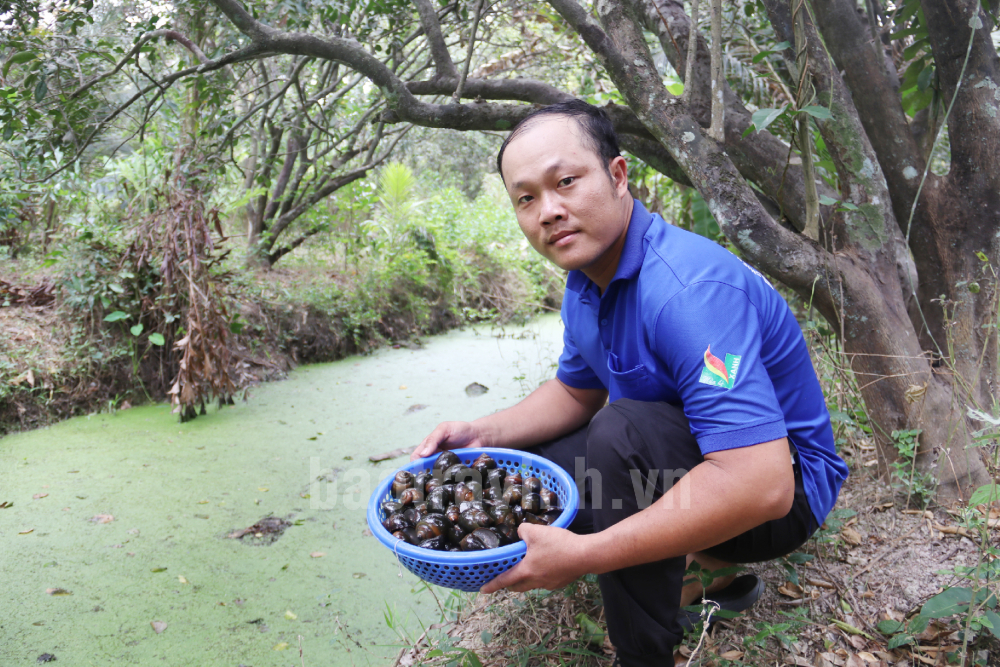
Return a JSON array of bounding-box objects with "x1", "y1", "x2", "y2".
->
[{"x1": 412, "y1": 100, "x2": 848, "y2": 666}]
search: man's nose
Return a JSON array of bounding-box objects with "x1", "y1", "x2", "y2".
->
[{"x1": 538, "y1": 191, "x2": 566, "y2": 224}]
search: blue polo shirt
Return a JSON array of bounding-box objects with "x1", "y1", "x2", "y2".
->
[{"x1": 556, "y1": 200, "x2": 847, "y2": 526}]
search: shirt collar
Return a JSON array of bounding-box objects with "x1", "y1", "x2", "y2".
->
[{"x1": 565, "y1": 198, "x2": 654, "y2": 295}]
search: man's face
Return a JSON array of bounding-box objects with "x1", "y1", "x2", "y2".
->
[{"x1": 501, "y1": 116, "x2": 630, "y2": 274}]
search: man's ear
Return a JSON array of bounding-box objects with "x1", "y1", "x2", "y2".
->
[{"x1": 609, "y1": 156, "x2": 629, "y2": 197}]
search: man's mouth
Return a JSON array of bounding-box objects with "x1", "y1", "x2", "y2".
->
[{"x1": 548, "y1": 230, "x2": 578, "y2": 246}]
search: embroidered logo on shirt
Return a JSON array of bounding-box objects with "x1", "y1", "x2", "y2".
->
[{"x1": 699, "y1": 345, "x2": 742, "y2": 389}]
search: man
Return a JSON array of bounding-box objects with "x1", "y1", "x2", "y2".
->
[{"x1": 412, "y1": 100, "x2": 847, "y2": 666}]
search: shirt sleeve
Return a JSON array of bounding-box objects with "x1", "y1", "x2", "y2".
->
[
  {"x1": 556, "y1": 321, "x2": 606, "y2": 390},
  {"x1": 651, "y1": 281, "x2": 787, "y2": 453}
]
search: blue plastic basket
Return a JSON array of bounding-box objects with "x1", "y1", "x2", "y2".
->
[{"x1": 367, "y1": 448, "x2": 579, "y2": 592}]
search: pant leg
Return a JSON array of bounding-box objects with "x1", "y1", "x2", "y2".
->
[
  {"x1": 528, "y1": 399, "x2": 817, "y2": 666},
  {"x1": 585, "y1": 400, "x2": 706, "y2": 666}
]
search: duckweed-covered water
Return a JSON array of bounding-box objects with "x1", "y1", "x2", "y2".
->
[{"x1": 0, "y1": 315, "x2": 562, "y2": 666}]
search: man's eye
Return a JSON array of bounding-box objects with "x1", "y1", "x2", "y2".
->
[
  {"x1": 559, "y1": 177, "x2": 575, "y2": 186},
  {"x1": 518, "y1": 195, "x2": 533, "y2": 205}
]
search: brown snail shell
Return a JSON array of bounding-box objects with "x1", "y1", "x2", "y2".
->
[
  {"x1": 502, "y1": 484, "x2": 523, "y2": 506},
  {"x1": 415, "y1": 514, "x2": 446, "y2": 541},
  {"x1": 418, "y1": 535, "x2": 448, "y2": 550},
  {"x1": 521, "y1": 492, "x2": 542, "y2": 514},
  {"x1": 391, "y1": 470, "x2": 415, "y2": 497},
  {"x1": 433, "y1": 451, "x2": 461, "y2": 473},
  {"x1": 522, "y1": 476, "x2": 542, "y2": 494}
]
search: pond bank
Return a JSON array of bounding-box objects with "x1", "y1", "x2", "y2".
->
[{"x1": 0, "y1": 314, "x2": 563, "y2": 666}]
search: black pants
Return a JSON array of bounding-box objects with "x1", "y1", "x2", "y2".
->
[{"x1": 525, "y1": 399, "x2": 818, "y2": 666}]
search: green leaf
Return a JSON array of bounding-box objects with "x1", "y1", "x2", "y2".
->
[
  {"x1": 921, "y1": 587, "x2": 972, "y2": 618},
  {"x1": 907, "y1": 614, "x2": 929, "y2": 634},
  {"x1": 976, "y1": 251, "x2": 989, "y2": 262},
  {"x1": 34, "y1": 73, "x2": 47, "y2": 102},
  {"x1": 148, "y1": 333, "x2": 165, "y2": 346},
  {"x1": 800, "y1": 105, "x2": 833, "y2": 120},
  {"x1": 103, "y1": 311, "x2": 128, "y2": 322},
  {"x1": 970, "y1": 483, "x2": 1000, "y2": 506},
  {"x1": 839, "y1": 201, "x2": 860, "y2": 211},
  {"x1": 666, "y1": 83, "x2": 684, "y2": 96},
  {"x1": 818, "y1": 195, "x2": 839, "y2": 206},
  {"x1": 575, "y1": 612, "x2": 605, "y2": 647},
  {"x1": 751, "y1": 42, "x2": 791, "y2": 63},
  {"x1": 751, "y1": 106, "x2": 787, "y2": 134},
  {"x1": 903, "y1": 38, "x2": 929, "y2": 61},
  {"x1": 877, "y1": 619, "x2": 904, "y2": 635},
  {"x1": 130, "y1": 323, "x2": 144, "y2": 336},
  {"x1": 917, "y1": 65, "x2": 934, "y2": 92},
  {"x1": 459, "y1": 650, "x2": 483, "y2": 667},
  {"x1": 887, "y1": 633, "x2": 914, "y2": 649},
  {"x1": 984, "y1": 610, "x2": 1000, "y2": 639},
  {"x1": 2, "y1": 51, "x2": 36, "y2": 77}
]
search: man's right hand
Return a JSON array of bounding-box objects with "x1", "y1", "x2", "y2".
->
[{"x1": 411, "y1": 421, "x2": 490, "y2": 461}]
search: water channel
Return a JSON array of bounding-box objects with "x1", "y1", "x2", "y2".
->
[{"x1": 0, "y1": 314, "x2": 563, "y2": 666}]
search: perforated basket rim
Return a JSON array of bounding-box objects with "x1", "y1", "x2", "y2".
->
[{"x1": 366, "y1": 447, "x2": 579, "y2": 566}]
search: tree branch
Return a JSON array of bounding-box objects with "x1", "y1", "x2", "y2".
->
[
  {"x1": 640, "y1": 0, "x2": 836, "y2": 232},
  {"x1": 546, "y1": 0, "x2": 828, "y2": 298},
  {"x1": 452, "y1": 0, "x2": 484, "y2": 103},
  {"x1": 412, "y1": 0, "x2": 458, "y2": 78}
]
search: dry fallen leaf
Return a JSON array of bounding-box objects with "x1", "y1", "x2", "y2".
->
[
  {"x1": 178, "y1": 576, "x2": 189, "y2": 584},
  {"x1": 310, "y1": 552, "x2": 325, "y2": 558},
  {"x1": 814, "y1": 652, "x2": 843, "y2": 667},
  {"x1": 46, "y1": 588, "x2": 71, "y2": 596},
  {"x1": 719, "y1": 650, "x2": 744, "y2": 660},
  {"x1": 284, "y1": 610, "x2": 297, "y2": 620},
  {"x1": 33, "y1": 493, "x2": 48, "y2": 500},
  {"x1": 778, "y1": 581, "x2": 804, "y2": 599},
  {"x1": 844, "y1": 654, "x2": 867, "y2": 667},
  {"x1": 273, "y1": 642, "x2": 289, "y2": 651},
  {"x1": 258, "y1": 487, "x2": 269, "y2": 492},
  {"x1": 90, "y1": 514, "x2": 114, "y2": 524},
  {"x1": 150, "y1": 620, "x2": 167, "y2": 634},
  {"x1": 399, "y1": 385, "x2": 407, "y2": 390},
  {"x1": 19, "y1": 529, "x2": 33, "y2": 535},
  {"x1": 841, "y1": 526, "x2": 863, "y2": 546},
  {"x1": 0, "y1": 501, "x2": 12, "y2": 509}
]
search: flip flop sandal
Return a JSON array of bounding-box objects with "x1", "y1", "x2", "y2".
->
[{"x1": 678, "y1": 573, "x2": 765, "y2": 632}]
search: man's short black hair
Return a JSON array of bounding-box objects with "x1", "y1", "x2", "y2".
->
[{"x1": 496, "y1": 99, "x2": 621, "y2": 183}]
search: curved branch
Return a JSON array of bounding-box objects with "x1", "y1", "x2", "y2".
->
[
  {"x1": 407, "y1": 75, "x2": 570, "y2": 104},
  {"x1": 413, "y1": 0, "x2": 459, "y2": 78}
]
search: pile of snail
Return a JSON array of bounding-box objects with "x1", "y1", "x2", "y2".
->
[{"x1": 381, "y1": 451, "x2": 562, "y2": 551}]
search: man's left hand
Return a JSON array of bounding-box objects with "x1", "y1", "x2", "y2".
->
[{"x1": 480, "y1": 523, "x2": 588, "y2": 594}]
